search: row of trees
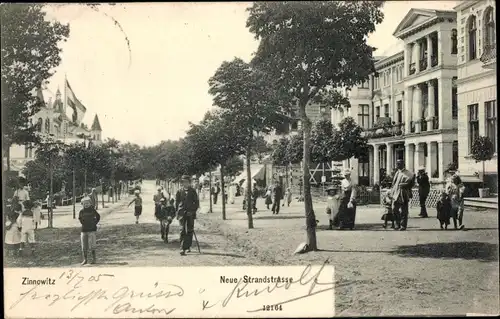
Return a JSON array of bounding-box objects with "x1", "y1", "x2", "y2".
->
[{"x1": 22, "y1": 136, "x2": 144, "y2": 201}]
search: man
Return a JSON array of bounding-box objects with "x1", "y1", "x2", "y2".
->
[
  {"x1": 212, "y1": 182, "x2": 220, "y2": 205},
  {"x1": 271, "y1": 181, "x2": 283, "y2": 215},
  {"x1": 416, "y1": 166, "x2": 430, "y2": 218},
  {"x1": 175, "y1": 175, "x2": 200, "y2": 256},
  {"x1": 389, "y1": 159, "x2": 415, "y2": 231},
  {"x1": 153, "y1": 187, "x2": 164, "y2": 217}
]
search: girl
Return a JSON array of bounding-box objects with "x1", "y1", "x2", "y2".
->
[
  {"x1": 32, "y1": 200, "x2": 42, "y2": 230},
  {"x1": 436, "y1": 191, "x2": 451, "y2": 230},
  {"x1": 446, "y1": 174, "x2": 465, "y2": 230},
  {"x1": 5, "y1": 212, "x2": 22, "y2": 256},
  {"x1": 128, "y1": 190, "x2": 143, "y2": 224},
  {"x1": 17, "y1": 200, "x2": 37, "y2": 255},
  {"x1": 285, "y1": 187, "x2": 293, "y2": 207},
  {"x1": 381, "y1": 193, "x2": 395, "y2": 229},
  {"x1": 325, "y1": 186, "x2": 341, "y2": 230},
  {"x1": 265, "y1": 187, "x2": 272, "y2": 210}
]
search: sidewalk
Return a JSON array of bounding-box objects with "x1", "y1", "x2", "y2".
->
[{"x1": 38, "y1": 194, "x2": 132, "y2": 229}]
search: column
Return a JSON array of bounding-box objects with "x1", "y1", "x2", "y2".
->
[
  {"x1": 427, "y1": 80, "x2": 435, "y2": 130},
  {"x1": 405, "y1": 143, "x2": 414, "y2": 172},
  {"x1": 386, "y1": 143, "x2": 393, "y2": 173},
  {"x1": 415, "y1": 41, "x2": 421, "y2": 73},
  {"x1": 437, "y1": 31, "x2": 442, "y2": 65},
  {"x1": 414, "y1": 143, "x2": 420, "y2": 172},
  {"x1": 438, "y1": 78, "x2": 453, "y2": 130},
  {"x1": 404, "y1": 88, "x2": 412, "y2": 134},
  {"x1": 426, "y1": 142, "x2": 434, "y2": 178},
  {"x1": 438, "y1": 141, "x2": 453, "y2": 181},
  {"x1": 369, "y1": 146, "x2": 374, "y2": 185},
  {"x1": 414, "y1": 85, "x2": 422, "y2": 133},
  {"x1": 373, "y1": 145, "x2": 380, "y2": 184},
  {"x1": 427, "y1": 34, "x2": 433, "y2": 68},
  {"x1": 404, "y1": 44, "x2": 411, "y2": 77}
]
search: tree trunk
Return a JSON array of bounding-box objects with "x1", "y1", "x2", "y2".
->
[
  {"x1": 220, "y1": 165, "x2": 226, "y2": 220},
  {"x1": 246, "y1": 147, "x2": 254, "y2": 229},
  {"x1": 209, "y1": 171, "x2": 213, "y2": 213},
  {"x1": 300, "y1": 105, "x2": 317, "y2": 251},
  {"x1": 6, "y1": 146, "x2": 11, "y2": 172},
  {"x1": 48, "y1": 156, "x2": 54, "y2": 228},
  {"x1": 72, "y1": 168, "x2": 76, "y2": 219},
  {"x1": 482, "y1": 161, "x2": 486, "y2": 189}
]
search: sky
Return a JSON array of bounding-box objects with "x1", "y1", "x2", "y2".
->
[{"x1": 43, "y1": 1, "x2": 458, "y2": 147}]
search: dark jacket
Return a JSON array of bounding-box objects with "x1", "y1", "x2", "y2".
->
[
  {"x1": 175, "y1": 187, "x2": 199, "y2": 217},
  {"x1": 79, "y1": 207, "x2": 101, "y2": 232},
  {"x1": 417, "y1": 173, "x2": 430, "y2": 194},
  {"x1": 273, "y1": 185, "x2": 283, "y2": 200}
]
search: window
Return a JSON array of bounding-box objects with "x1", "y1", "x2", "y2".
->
[
  {"x1": 453, "y1": 141, "x2": 459, "y2": 168},
  {"x1": 384, "y1": 104, "x2": 389, "y2": 118},
  {"x1": 451, "y1": 29, "x2": 458, "y2": 54},
  {"x1": 396, "y1": 65, "x2": 404, "y2": 82},
  {"x1": 375, "y1": 106, "x2": 380, "y2": 119},
  {"x1": 45, "y1": 118, "x2": 50, "y2": 133},
  {"x1": 486, "y1": 100, "x2": 497, "y2": 152},
  {"x1": 291, "y1": 120, "x2": 298, "y2": 131},
  {"x1": 374, "y1": 76, "x2": 380, "y2": 89},
  {"x1": 468, "y1": 104, "x2": 479, "y2": 152},
  {"x1": 452, "y1": 77, "x2": 458, "y2": 118},
  {"x1": 37, "y1": 118, "x2": 43, "y2": 132},
  {"x1": 397, "y1": 101, "x2": 403, "y2": 123},
  {"x1": 360, "y1": 80, "x2": 369, "y2": 88},
  {"x1": 357, "y1": 104, "x2": 370, "y2": 129},
  {"x1": 468, "y1": 16, "x2": 477, "y2": 60},
  {"x1": 484, "y1": 7, "x2": 496, "y2": 49}
]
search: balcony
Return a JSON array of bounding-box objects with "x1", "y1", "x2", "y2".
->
[
  {"x1": 363, "y1": 122, "x2": 405, "y2": 139},
  {"x1": 410, "y1": 121, "x2": 415, "y2": 133},
  {"x1": 432, "y1": 116, "x2": 439, "y2": 130},
  {"x1": 419, "y1": 58, "x2": 428, "y2": 71},
  {"x1": 480, "y1": 43, "x2": 496, "y2": 69},
  {"x1": 409, "y1": 63, "x2": 416, "y2": 75},
  {"x1": 430, "y1": 55, "x2": 438, "y2": 67},
  {"x1": 420, "y1": 118, "x2": 428, "y2": 132}
]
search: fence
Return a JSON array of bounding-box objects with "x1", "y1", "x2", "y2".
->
[{"x1": 379, "y1": 188, "x2": 443, "y2": 208}]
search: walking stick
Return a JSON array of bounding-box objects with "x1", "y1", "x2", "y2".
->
[{"x1": 193, "y1": 229, "x2": 201, "y2": 254}]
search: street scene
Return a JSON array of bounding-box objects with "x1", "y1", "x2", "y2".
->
[{"x1": 2, "y1": 1, "x2": 498, "y2": 317}]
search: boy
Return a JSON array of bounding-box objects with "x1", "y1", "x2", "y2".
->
[
  {"x1": 78, "y1": 197, "x2": 101, "y2": 265},
  {"x1": 436, "y1": 191, "x2": 451, "y2": 230},
  {"x1": 128, "y1": 190, "x2": 143, "y2": 224},
  {"x1": 17, "y1": 200, "x2": 36, "y2": 255},
  {"x1": 161, "y1": 198, "x2": 176, "y2": 243}
]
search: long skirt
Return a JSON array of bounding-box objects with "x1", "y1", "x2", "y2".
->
[{"x1": 333, "y1": 198, "x2": 357, "y2": 229}]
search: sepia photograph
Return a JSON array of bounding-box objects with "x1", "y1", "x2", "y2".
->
[{"x1": 2, "y1": 1, "x2": 498, "y2": 317}]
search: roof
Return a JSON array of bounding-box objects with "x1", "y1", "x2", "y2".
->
[
  {"x1": 393, "y1": 8, "x2": 456, "y2": 39},
  {"x1": 91, "y1": 114, "x2": 102, "y2": 131}
]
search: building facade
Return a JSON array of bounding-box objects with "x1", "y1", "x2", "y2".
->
[
  {"x1": 334, "y1": 8, "x2": 467, "y2": 187},
  {"x1": 455, "y1": 0, "x2": 497, "y2": 191},
  {"x1": 7, "y1": 81, "x2": 103, "y2": 174}
]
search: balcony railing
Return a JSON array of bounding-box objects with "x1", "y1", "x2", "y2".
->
[
  {"x1": 363, "y1": 123, "x2": 405, "y2": 139},
  {"x1": 480, "y1": 43, "x2": 497, "y2": 63},
  {"x1": 419, "y1": 58, "x2": 428, "y2": 71},
  {"x1": 430, "y1": 55, "x2": 438, "y2": 67},
  {"x1": 409, "y1": 63, "x2": 416, "y2": 75}
]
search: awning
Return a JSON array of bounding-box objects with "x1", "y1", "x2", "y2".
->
[{"x1": 234, "y1": 164, "x2": 265, "y2": 184}]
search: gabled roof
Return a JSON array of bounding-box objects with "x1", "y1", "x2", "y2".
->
[
  {"x1": 393, "y1": 8, "x2": 456, "y2": 39},
  {"x1": 91, "y1": 114, "x2": 102, "y2": 131}
]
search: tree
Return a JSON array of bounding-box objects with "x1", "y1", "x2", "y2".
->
[
  {"x1": 272, "y1": 137, "x2": 290, "y2": 166},
  {"x1": 471, "y1": 136, "x2": 495, "y2": 189},
  {"x1": 1, "y1": 4, "x2": 70, "y2": 169},
  {"x1": 332, "y1": 117, "x2": 369, "y2": 162},
  {"x1": 208, "y1": 57, "x2": 292, "y2": 229},
  {"x1": 224, "y1": 156, "x2": 244, "y2": 178},
  {"x1": 247, "y1": 1, "x2": 384, "y2": 251}
]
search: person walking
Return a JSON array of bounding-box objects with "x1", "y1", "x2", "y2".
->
[
  {"x1": 389, "y1": 159, "x2": 415, "y2": 231},
  {"x1": 265, "y1": 187, "x2": 272, "y2": 210},
  {"x1": 271, "y1": 181, "x2": 282, "y2": 215},
  {"x1": 153, "y1": 187, "x2": 164, "y2": 217},
  {"x1": 229, "y1": 182, "x2": 236, "y2": 204},
  {"x1": 416, "y1": 166, "x2": 430, "y2": 218},
  {"x1": 335, "y1": 169, "x2": 358, "y2": 230},
  {"x1": 128, "y1": 190, "x2": 143, "y2": 224},
  {"x1": 175, "y1": 175, "x2": 199, "y2": 256},
  {"x1": 78, "y1": 197, "x2": 101, "y2": 265},
  {"x1": 285, "y1": 187, "x2": 293, "y2": 207},
  {"x1": 446, "y1": 173, "x2": 465, "y2": 230},
  {"x1": 212, "y1": 182, "x2": 220, "y2": 205}
]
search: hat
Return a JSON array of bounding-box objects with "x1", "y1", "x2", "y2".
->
[
  {"x1": 81, "y1": 197, "x2": 91, "y2": 204},
  {"x1": 134, "y1": 189, "x2": 140, "y2": 194},
  {"x1": 181, "y1": 175, "x2": 191, "y2": 181},
  {"x1": 157, "y1": 187, "x2": 162, "y2": 191},
  {"x1": 160, "y1": 197, "x2": 166, "y2": 202},
  {"x1": 396, "y1": 159, "x2": 404, "y2": 164},
  {"x1": 343, "y1": 168, "x2": 351, "y2": 175},
  {"x1": 418, "y1": 166, "x2": 425, "y2": 171}
]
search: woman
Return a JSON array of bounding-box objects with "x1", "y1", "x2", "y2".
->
[
  {"x1": 229, "y1": 182, "x2": 236, "y2": 204},
  {"x1": 334, "y1": 168, "x2": 357, "y2": 230},
  {"x1": 446, "y1": 173, "x2": 465, "y2": 230}
]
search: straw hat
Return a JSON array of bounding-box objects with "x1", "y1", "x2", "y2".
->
[
  {"x1": 134, "y1": 189, "x2": 140, "y2": 194},
  {"x1": 81, "y1": 197, "x2": 91, "y2": 204},
  {"x1": 418, "y1": 166, "x2": 425, "y2": 171},
  {"x1": 343, "y1": 168, "x2": 351, "y2": 176}
]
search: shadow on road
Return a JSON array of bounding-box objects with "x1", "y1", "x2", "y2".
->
[
  {"x1": 390, "y1": 242, "x2": 499, "y2": 262},
  {"x1": 316, "y1": 223, "x2": 418, "y2": 231},
  {"x1": 201, "y1": 252, "x2": 246, "y2": 258}
]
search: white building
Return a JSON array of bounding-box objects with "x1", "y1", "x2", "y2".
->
[
  {"x1": 455, "y1": 0, "x2": 497, "y2": 192},
  {"x1": 7, "y1": 80, "x2": 103, "y2": 174},
  {"x1": 333, "y1": 8, "x2": 462, "y2": 187}
]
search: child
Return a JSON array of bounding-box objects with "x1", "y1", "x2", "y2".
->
[
  {"x1": 325, "y1": 186, "x2": 341, "y2": 230},
  {"x1": 265, "y1": 187, "x2": 272, "y2": 210},
  {"x1": 78, "y1": 197, "x2": 101, "y2": 265},
  {"x1": 161, "y1": 198, "x2": 176, "y2": 243},
  {"x1": 128, "y1": 190, "x2": 143, "y2": 224},
  {"x1": 17, "y1": 200, "x2": 36, "y2": 255},
  {"x1": 32, "y1": 201, "x2": 42, "y2": 230},
  {"x1": 381, "y1": 194, "x2": 395, "y2": 229},
  {"x1": 5, "y1": 212, "x2": 22, "y2": 256},
  {"x1": 285, "y1": 187, "x2": 293, "y2": 207},
  {"x1": 436, "y1": 191, "x2": 451, "y2": 230},
  {"x1": 447, "y1": 174, "x2": 465, "y2": 230}
]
